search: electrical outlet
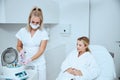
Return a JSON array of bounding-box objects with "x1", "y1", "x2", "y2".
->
[
  {"x1": 60, "y1": 24, "x2": 71, "y2": 37},
  {"x1": 60, "y1": 24, "x2": 71, "y2": 34}
]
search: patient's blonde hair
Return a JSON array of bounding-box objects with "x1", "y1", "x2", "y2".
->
[{"x1": 77, "y1": 36, "x2": 90, "y2": 52}]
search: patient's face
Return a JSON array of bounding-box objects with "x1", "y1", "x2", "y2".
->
[{"x1": 77, "y1": 40, "x2": 87, "y2": 53}]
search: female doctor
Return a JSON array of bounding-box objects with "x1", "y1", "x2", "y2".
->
[
  {"x1": 56, "y1": 36, "x2": 100, "y2": 80},
  {"x1": 16, "y1": 7, "x2": 49, "y2": 80}
]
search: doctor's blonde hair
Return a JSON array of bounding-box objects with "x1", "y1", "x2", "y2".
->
[
  {"x1": 77, "y1": 36, "x2": 90, "y2": 52},
  {"x1": 27, "y1": 6, "x2": 43, "y2": 31}
]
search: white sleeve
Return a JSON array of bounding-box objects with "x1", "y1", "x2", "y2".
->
[
  {"x1": 75, "y1": 57, "x2": 100, "y2": 80},
  {"x1": 61, "y1": 51, "x2": 75, "y2": 72},
  {"x1": 41, "y1": 30, "x2": 49, "y2": 40},
  {"x1": 15, "y1": 28, "x2": 24, "y2": 41},
  {"x1": 61, "y1": 56, "x2": 71, "y2": 72}
]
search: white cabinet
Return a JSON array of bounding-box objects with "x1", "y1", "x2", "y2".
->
[
  {"x1": 0, "y1": 0, "x2": 59, "y2": 23},
  {"x1": 0, "y1": 0, "x2": 6, "y2": 23}
]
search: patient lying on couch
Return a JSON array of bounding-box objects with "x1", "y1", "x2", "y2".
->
[{"x1": 56, "y1": 36, "x2": 100, "y2": 80}]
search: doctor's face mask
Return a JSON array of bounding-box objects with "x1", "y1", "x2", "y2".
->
[
  {"x1": 30, "y1": 23, "x2": 40, "y2": 29},
  {"x1": 30, "y1": 16, "x2": 40, "y2": 29}
]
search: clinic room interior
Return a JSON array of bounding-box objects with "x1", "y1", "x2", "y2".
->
[{"x1": 0, "y1": 0, "x2": 120, "y2": 80}]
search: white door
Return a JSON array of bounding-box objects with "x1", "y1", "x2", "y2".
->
[{"x1": 90, "y1": 0, "x2": 120, "y2": 78}]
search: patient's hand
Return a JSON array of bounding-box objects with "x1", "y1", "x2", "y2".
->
[
  {"x1": 72, "y1": 68, "x2": 83, "y2": 76},
  {"x1": 65, "y1": 68, "x2": 74, "y2": 74},
  {"x1": 65, "y1": 68, "x2": 82, "y2": 76}
]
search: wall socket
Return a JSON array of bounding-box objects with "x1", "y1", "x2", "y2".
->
[{"x1": 60, "y1": 24, "x2": 71, "y2": 35}]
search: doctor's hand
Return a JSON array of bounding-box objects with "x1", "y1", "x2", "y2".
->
[
  {"x1": 18, "y1": 50, "x2": 26, "y2": 64},
  {"x1": 19, "y1": 49, "x2": 26, "y2": 58},
  {"x1": 22, "y1": 58, "x2": 32, "y2": 65}
]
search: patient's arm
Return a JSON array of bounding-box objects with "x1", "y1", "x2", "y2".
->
[{"x1": 65, "y1": 68, "x2": 82, "y2": 76}]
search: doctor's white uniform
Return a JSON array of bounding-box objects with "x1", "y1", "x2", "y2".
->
[
  {"x1": 56, "y1": 50, "x2": 100, "y2": 80},
  {"x1": 16, "y1": 27, "x2": 49, "y2": 80}
]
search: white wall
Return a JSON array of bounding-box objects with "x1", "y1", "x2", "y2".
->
[
  {"x1": 90, "y1": 0, "x2": 120, "y2": 78},
  {"x1": 0, "y1": 24, "x2": 22, "y2": 52},
  {"x1": 58, "y1": 0, "x2": 89, "y2": 54}
]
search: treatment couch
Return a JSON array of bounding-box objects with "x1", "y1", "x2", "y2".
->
[{"x1": 89, "y1": 45, "x2": 117, "y2": 80}]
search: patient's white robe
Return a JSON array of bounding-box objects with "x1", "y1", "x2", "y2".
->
[{"x1": 56, "y1": 50, "x2": 100, "y2": 80}]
